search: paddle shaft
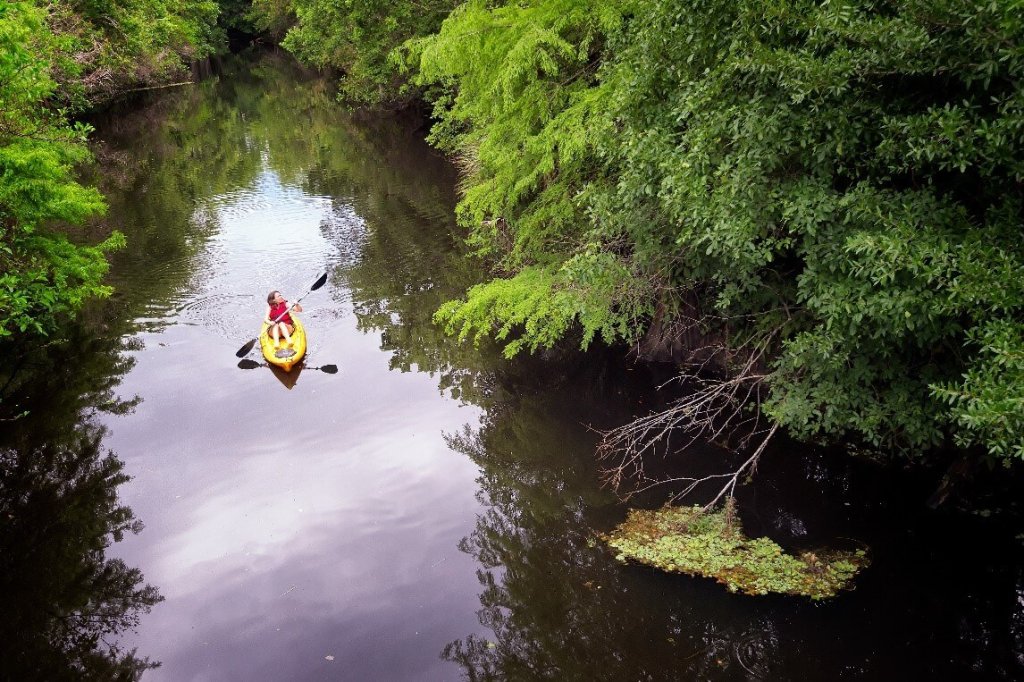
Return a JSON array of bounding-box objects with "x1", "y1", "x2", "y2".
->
[
  {"x1": 235, "y1": 273, "x2": 327, "y2": 358},
  {"x1": 266, "y1": 275, "x2": 325, "y2": 327}
]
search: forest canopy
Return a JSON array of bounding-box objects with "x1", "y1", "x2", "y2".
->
[
  {"x1": 398, "y1": 0, "x2": 1024, "y2": 464},
  {"x1": 4, "y1": 0, "x2": 1023, "y2": 467}
]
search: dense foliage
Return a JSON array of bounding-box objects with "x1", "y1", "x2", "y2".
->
[
  {"x1": 1, "y1": 2, "x2": 115, "y2": 339},
  {"x1": 408, "y1": 0, "x2": 645, "y2": 356},
  {"x1": 406, "y1": 0, "x2": 1024, "y2": 463},
  {"x1": 5, "y1": 0, "x2": 1023, "y2": 466},
  {"x1": 0, "y1": 0, "x2": 222, "y2": 340},
  {"x1": 50, "y1": 0, "x2": 222, "y2": 105}
]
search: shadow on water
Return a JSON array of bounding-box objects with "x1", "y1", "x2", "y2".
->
[
  {"x1": 0, "y1": 426, "x2": 162, "y2": 681},
  {"x1": 269, "y1": 362, "x2": 303, "y2": 390}
]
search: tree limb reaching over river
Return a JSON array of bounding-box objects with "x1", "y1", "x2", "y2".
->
[
  {"x1": 405, "y1": 0, "x2": 1024, "y2": 479},
  {"x1": 598, "y1": 330, "x2": 779, "y2": 506}
]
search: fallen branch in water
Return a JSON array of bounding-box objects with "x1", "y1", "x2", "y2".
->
[
  {"x1": 704, "y1": 422, "x2": 779, "y2": 509},
  {"x1": 120, "y1": 81, "x2": 193, "y2": 93}
]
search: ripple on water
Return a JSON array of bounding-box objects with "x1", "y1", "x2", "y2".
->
[
  {"x1": 120, "y1": 166, "x2": 374, "y2": 350},
  {"x1": 732, "y1": 623, "x2": 781, "y2": 680},
  {"x1": 206, "y1": 189, "x2": 275, "y2": 219},
  {"x1": 173, "y1": 293, "x2": 258, "y2": 340},
  {"x1": 319, "y1": 203, "x2": 367, "y2": 267}
]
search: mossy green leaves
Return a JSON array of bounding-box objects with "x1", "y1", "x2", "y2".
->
[
  {"x1": 0, "y1": 3, "x2": 112, "y2": 338},
  {"x1": 604, "y1": 502, "x2": 868, "y2": 600}
]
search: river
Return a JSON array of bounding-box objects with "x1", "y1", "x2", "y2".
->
[{"x1": 1, "y1": 49, "x2": 1022, "y2": 681}]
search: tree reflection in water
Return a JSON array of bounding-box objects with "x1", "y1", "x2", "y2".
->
[
  {"x1": 0, "y1": 423, "x2": 162, "y2": 681},
  {"x1": 438, "y1": 379, "x2": 788, "y2": 680},
  {"x1": 435, "y1": 365, "x2": 1024, "y2": 680},
  {"x1": 323, "y1": 104, "x2": 790, "y2": 676}
]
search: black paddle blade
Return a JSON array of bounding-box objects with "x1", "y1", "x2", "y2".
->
[
  {"x1": 310, "y1": 273, "x2": 328, "y2": 291},
  {"x1": 237, "y1": 359, "x2": 261, "y2": 370},
  {"x1": 235, "y1": 337, "x2": 258, "y2": 358},
  {"x1": 319, "y1": 364, "x2": 338, "y2": 374}
]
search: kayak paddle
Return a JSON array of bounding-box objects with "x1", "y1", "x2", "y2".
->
[
  {"x1": 237, "y1": 358, "x2": 338, "y2": 374},
  {"x1": 235, "y1": 273, "x2": 328, "y2": 358}
]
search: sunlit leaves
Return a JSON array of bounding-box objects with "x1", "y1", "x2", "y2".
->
[
  {"x1": 0, "y1": 0, "x2": 221, "y2": 339},
  {"x1": 0, "y1": 3, "x2": 117, "y2": 338},
  {"x1": 411, "y1": 0, "x2": 651, "y2": 354},
  {"x1": 435, "y1": 253, "x2": 650, "y2": 357}
]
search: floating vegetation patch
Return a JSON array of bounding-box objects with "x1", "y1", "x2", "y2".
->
[{"x1": 603, "y1": 501, "x2": 869, "y2": 599}]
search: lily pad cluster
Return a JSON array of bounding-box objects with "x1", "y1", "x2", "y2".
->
[{"x1": 604, "y1": 502, "x2": 868, "y2": 600}]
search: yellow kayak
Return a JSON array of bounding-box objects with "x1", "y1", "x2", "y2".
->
[{"x1": 260, "y1": 314, "x2": 306, "y2": 372}]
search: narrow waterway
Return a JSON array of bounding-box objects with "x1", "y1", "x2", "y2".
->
[{"x1": 2, "y1": 50, "x2": 1022, "y2": 681}]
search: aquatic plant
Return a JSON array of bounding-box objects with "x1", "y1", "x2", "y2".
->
[{"x1": 604, "y1": 500, "x2": 868, "y2": 599}]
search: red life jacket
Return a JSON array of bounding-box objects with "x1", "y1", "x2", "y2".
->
[{"x1": 269, "y1": 301, "x2": 293, "y2": 326}]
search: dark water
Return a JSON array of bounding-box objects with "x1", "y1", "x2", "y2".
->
[{"x1": 2, "y1": 50, "x2": 1023, "y2": 681}]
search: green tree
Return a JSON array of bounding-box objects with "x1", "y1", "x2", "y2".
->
[
  {"x1": 409, "y1": 0, "x2": 649, "y2": 357},
  {"x1": 590, "y1": 0, "x2": 1024, "y2": 461},
  {"x1": 0, "y1": 0, "x2": 228, "y2": 342},
  {"x1": 51, "y1": 0, "x2": 223, "y2": 104},
  {"x1": 412, "y1": 0, "x2": 1024, "y2": 465},
  {"x1": 0, "y1": 2, "x2": 121, "y2": 339}
]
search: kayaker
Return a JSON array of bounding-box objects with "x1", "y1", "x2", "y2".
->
[{"x1": 265, "y1": 290, "x2": 303, "y2": 348}]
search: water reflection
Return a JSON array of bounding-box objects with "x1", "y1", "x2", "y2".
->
[
  {"x1": 438, "y1": 365, "x2": 749, "y2": 680},
  {"x1": 0, "y1": 281, "x2": 160, "y2": 679},
  {"x1": 0, "y1": 423, "x2": 161, "y2": 680},
  {"x1": 0, "y1": 315, "x2": 139, "y2": 428},
  {"x1": 86, "y1": 48, "x2": 465, "y2": 351},
  {"x1": 76, "y1": 50, "x2": 494, "y2": 680},
  {"x1": 441, "y1": 371, "x2": 1024, "y2": 679}
]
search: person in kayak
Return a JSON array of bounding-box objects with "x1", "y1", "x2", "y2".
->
[{"x1": 265, "y1": 290, "x2": 303, "y2": 347}]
